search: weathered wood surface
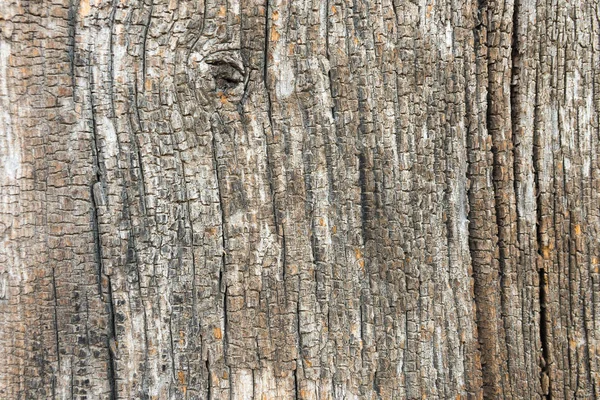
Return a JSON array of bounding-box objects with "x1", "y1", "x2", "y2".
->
[{"x1": 0, "y1": 0, "x2": 598, "y2": 398}]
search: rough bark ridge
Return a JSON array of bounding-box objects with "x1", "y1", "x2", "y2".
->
[{"x1": 0, "y1": 0, "x2": 598, "y2": 398}]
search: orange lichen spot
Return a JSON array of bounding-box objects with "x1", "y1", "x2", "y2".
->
[
  {"x1": 272, "y1": 10, "x2": 279, "y2": 21},
  {"x1": 574, "y1": 224, "x2": 582, "y2": 235},
  {"x1": 177, "y1": 370, "x2": 186, "y2": 385},
  {"x1": 319, "y1": 218, "x2": 326, "y2": 226},
  {"x1": 213, "y1": 327, "x2": 222, "y2": 339},
  {"x1": 354, "y1": 247, "x2": 362, "y2": 259},
  {"x1": 354, "y1": 248, "x2": 365, "y2": 269},
  {"x1": 332, "y1": 225, "x2": 337, "y2": 234},
  {"x1": 304, "y1": 358, "x2": 312, "y2": 367},
  {"x1": 353, "y1": 37, "x2": 359, "y2": 45},
  {"x1": 262, "y1": 394, "x2": 268, "y2": 400},
  {"x1": 299, "y1": 389, "x2": 308, "y2": 399},
  {"x1": 331, "y1": 5, "x2": 336, "y2": 14},
  {"x1": 270, "y1": 27, "x2": 280, "y2": 41},
  {"x1": 219, "y1": 92, "x2": 228, "y2": 104},
  {"x1": 79, "y1": 0, "x2": 91, "y2": 17},
  {"x1": 541, "y1": 245, "x2": 551, "y2": 260},
  {"x1": 218, "y1": 6, "x2": 227, "y2": 17}
]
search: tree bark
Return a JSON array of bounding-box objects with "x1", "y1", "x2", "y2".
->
[{"x1": 0, "y1": 0, "x2": 598, "y2": 398}]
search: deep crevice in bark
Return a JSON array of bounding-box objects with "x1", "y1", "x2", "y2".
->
[
  {"x1": 132, "y1": 97, "x2": 148, "y2": 215},
  {"x1": 51, "y1": 267, "x2": 61, "y2": 371},
  {"x1": 88, "y1": 55, "x2": 118, "y2": 400},
  {"x1": 533, "y1": 66, "x2": 551, "y2": 399},
  {"x1": 106, "y1": 277, "x2": 118, "y2": 400},
  {"x1": 488, "y1": 50, "x2": 509, "y2": 400},
  {"x1": 210, "y1": 118, "x2": 231, "y2": 397},
  {"x1": 293, "y1": 364, "x2": 299, "y2": 400},
  {"x1": 469, "y1": 1, "x2": 504, "y2": 396},
  {"x1": 205, "y1": 357, "x2": 212, "y2": 400}
]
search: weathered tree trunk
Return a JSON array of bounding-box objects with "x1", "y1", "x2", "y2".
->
[{"x1": 0, "y1": 0, "x2": 598, "y2": 398}]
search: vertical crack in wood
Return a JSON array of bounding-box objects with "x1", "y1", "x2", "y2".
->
[
  {"x1": 467, "y1": 0, "x2": 505, "y2": 395},
  {"x1": 132, "y1": 78, "x2": 149, "y2": 216},
  {"x1": 293, "y1": 365, "x2": 299, "y2": 400},
  {"x1": 51, "y1": 267, "x2": 61, "y2": 372},
  {"x1": 88, "y1": 53, "x2": 118, "y2": 400},
  {"x1": 533, "y1": 58, "x2": 551, "y2": 399},
  {"x1": 205, "y1": 357, "x2": 212, "y2": 400},
  {"x1": 106, "y1": 277, "x2": 118, "y2": 400},
  {"x1": 488, "y1": 9, "x2": 510, "y2": 395},
  {"x1": 509, "y1": 0, "x2": 526, "y2": 389},
  {"x1": 210, "y1": 119, "x2": 230, "y2": 397}
]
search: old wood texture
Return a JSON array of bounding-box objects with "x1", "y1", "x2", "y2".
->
[{"x1": 0, "y1": 0, "x2": 599, "y2": 398}]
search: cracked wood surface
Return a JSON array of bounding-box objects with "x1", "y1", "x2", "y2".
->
[{"x1": 0, "y1": 0, "x2": 599, "y2": 398}]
